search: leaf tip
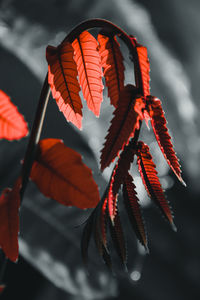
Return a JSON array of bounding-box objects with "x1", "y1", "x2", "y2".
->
[
  {"x1": 180, "y1": 177, "x2": 187, "y2": 187},
  {"x1": 145, "y1": 244, "x2": 150, "y2": 254},
  {"x1": 171, "y1": 221, "x2": 177, "y2": 232}
]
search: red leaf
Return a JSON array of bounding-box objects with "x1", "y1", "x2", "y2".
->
[
  {"x1": 0, "y1": 90, "x2": 28, "y2": 140},
  {"x1": 107, "y1": 141, "x2": 136, "y2": 222},
  {"x1": 0, "y1": 177, "x2": 21, "y2": 262},
  {"x1": 97, "y1": 33, "x2": 125, "y2": 107},
  {"x1": 137, "y1": 141, "x2": 175, "y2": 229},
  {"x1": 100, "y1": 85, "x2": 145, "y2": 170},
  {"x1": 46, "y1": 42, "x2": 82, "y2": 129},
  {"x1": 72, "y1": 31, "x2": 103, "y2": 116},
  {"x1": 30, "y1": 138, "x2": 100, "y2": 209},
  {"x1": 107, "y1": 176, "x2": 118, "y2": 223},
  {"x1": 147, "y1": 97, "x2": 185, "y2": 185},
  {"x1": 136, "y1": 46, "x2": 150, "y2": 97},
  {"x1": 100, "y1": 197, "x2": 108, "y2": 248},
  {"x1": 123, "y1": 173, "x2": 148, "y2": 250},
  {"x1": 112, "y1": 139, "x2": 137, "y2": 196}
]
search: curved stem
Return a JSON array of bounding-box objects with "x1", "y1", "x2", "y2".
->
[
  {"x1": 0, "y1": 74, "x2": 51, "y2": 285},
  {"x1": 63, "y1": 18, "x2": 143, "y2": 93},
  {"x1": 20, "y1": 74, "x2": 50, "y2": 199}
]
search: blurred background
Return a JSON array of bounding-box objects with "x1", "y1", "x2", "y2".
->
[{"x1": 0, "y1": 0, "x2": 200, "y2": 299}]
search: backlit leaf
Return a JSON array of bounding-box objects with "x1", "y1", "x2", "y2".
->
[
  {"x1": 136, "y1": 46, "x2": 150, "y2": 97},
  {"x1": 107, "y1": 176, "x2": 118, "y2": 223},
  {"x1": 100, "y1": 85, "x2": 145, "y2": 170},
  {"x1": 112, "y1": 138, "x2": 137, "y2": 196},
  {"x1": 98, "y1": 33, "x2": 125, "y2": 107},
  {"x1": 46, "y1": 42, "x2": 82, "y2": 129},
  {"x1": 147, "y1": 96, "x2": 185, "y2": 185},
  {"x1": 123, "y1": 173, "x2": 148, "y2": 249},
  {"x1": 0, "y1": 177, "x2": 21, "y2": 262},
  {"x1": 30, "y1": 138, "x2": 100, "y2": 208},
  {"x1": 0, "y1": 90, "x2": 28, "y2": 140},
  {"x1": 72, "y1": 31, "x2": 103, "y2": 116},
  {"x1": 100, "y1": 197, "x2": 108, "y2": 248},
  {"x1": 137, "y1": 141, "x2": 175, "y2": 229}
]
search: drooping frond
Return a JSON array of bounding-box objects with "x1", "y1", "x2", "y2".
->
[
  {"x1": 123, "y1": 173, "x2": 148, "y2": 249},
  {"x1": 137, "y1": 141, "x2": 175, "y2": 229},
  {"x1": 147, "y1": 96, "x2": 185, "y2": 185}
]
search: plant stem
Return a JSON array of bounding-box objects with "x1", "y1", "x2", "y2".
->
[
  {"x1": 20, "y1": 74, "x2": 50, "y2": 199},
  {"x1": 0, "y1": 74, "x2": 50, "y2": 285},
  {"x1": 64, "y1": 18, "x2": 143, "y2": 94}
]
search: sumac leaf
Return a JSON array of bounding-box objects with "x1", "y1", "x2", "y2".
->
[
  {"x1": 46, "y1": 42, "x2": 82, "y2": 129},
  {"x1": 148, "y1": 97, "x2": 185, "y2": 185},
  {"x1": 112, "y1": 138, "x2": 137, "y2": 196},
  {"x1": 123, "y1": 173, "x2": 148, "y2": 250},
  {"x1": 97, "y1": 33, "x2": 125, "y2": 107},
  {"x1": 0, "y1": 177, "x2": 21, "y2": 262},
  {"x1": 0, "y1": 90, "x2": 28, "y2": 140},
  {"x1": 136, "y1": 46, "x2": 150, "y2": 97},
  {"x1": 137, "y1": 141, "x2": 175, "y2": 229},
  {"x1": 107, "y1": 176, "x2": 118, "y2": 223},
  {"x1": 72, "y1": 31, "x2": 103, "y2": 116},
  {"x1": 30, "y1": 138, "x2": 100, "y2": 209},
  {"x1": 100, "y1": 85, "x2": 145, "y2": 170},
  {"x1": 100, "y1": 197, "x2": 108, "y2": 248}
]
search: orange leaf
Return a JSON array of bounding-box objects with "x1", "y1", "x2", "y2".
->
[
  {"x1": 46, "y1": 42, "x2": 83, "y2": 129},
  {"x1": 0, "y1": 177, "x2": 21, "y2": 262},
  {"x1": 148, "y1": 97, "x2": 185, "y2": 185},
  {"x1": 136, "y1": 46, "x2": 150, "y2": 98},
  {"x1": 100, "y1": 198, "x2": 108, "y2": 248},
  {"x1": 100, "y1": 85, "x2": 145, "y2": 170},
  {"x1": 0, "y1": 90, "x2": 28, "y2": 140},
  {"x1": 112, "y1": 139, "x2": 136, "y2": 196},
  {"x1": 107, "y1": 177, "x2": 118, "y2": 223},
  {"x1": 72, "y1": 31, "x2": 103, "y2": 116},
  {"x1": 30, "y1": 138, "x2": 100, "y2": 209},
  {"x1": 123, "y1": 173, "x2": 148, "y2": 250},
  {"x1": 97, "y1": 33, "x2": 125, "y2": 107},
  {"x1": 137, "y1": 141, "x2": 175, "y2": 229}
]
